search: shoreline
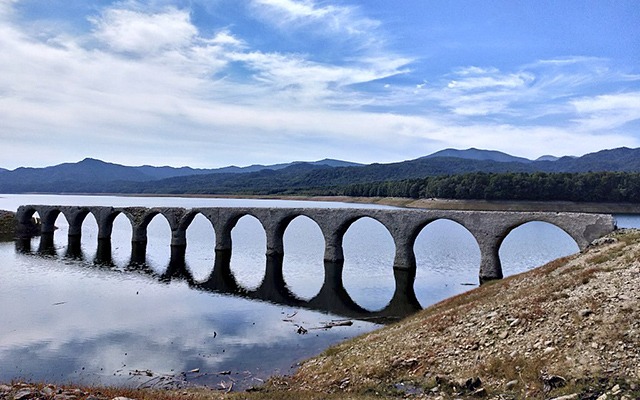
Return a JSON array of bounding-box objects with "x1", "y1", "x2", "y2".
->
[{"x1": 5, "y1": 193, "x2": 640, "y2": 214}]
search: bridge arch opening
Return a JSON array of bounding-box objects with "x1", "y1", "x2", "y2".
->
[
  {"x1": 282, "y1": 215, "x2": 324, "y2": 300},
  {"x1": 414, "y1": 219, "x2": 481, "y2": 308},
  {"x1": 110, "y1": 213, "x2": 133, "y2": 268},
  {"x1": 145, "y1": 213, "x2": 172, "y2": 275},
  {"x1": 230, "y1": 214, "x2": 266, "y2": 290},
  {"x1": 50, "y1": 210, "x2": 69, "y2": 255},
  {"x1": 499, "y1": 221, "x2": 579, "y2": 277},
  {"x1": 185, "y1": 213, "x2": 216, "y2": 283},
  {"x1": 79, "y1": 212, "x2": 98, "y2": 261},
  {"x1": 342, "y1": 216, "x2": 395, "y2": 311}
]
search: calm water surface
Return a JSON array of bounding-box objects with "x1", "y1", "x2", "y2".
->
[{"x1": 1, "y1": 194, "x2": 637, "y2": 390}]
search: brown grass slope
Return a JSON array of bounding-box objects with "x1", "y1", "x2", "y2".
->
[
  {"x1": 263, "y1": 229, "x2": 640, "y2": 399},
  {"x1": 2, "y1": 230, "x2": 639, "y2": 400}
]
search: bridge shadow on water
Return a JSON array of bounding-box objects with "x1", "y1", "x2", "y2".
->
[{"x1": 16, "y1": 234, "x2": 422, "y2": 324}]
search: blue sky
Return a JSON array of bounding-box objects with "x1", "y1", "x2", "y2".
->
[{"x1": 1, "y1": 0, "x2": 639, "y2": 169}]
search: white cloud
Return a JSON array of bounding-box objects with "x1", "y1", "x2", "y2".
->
[
  {"x1": 251, "y1": 0, "x2": 379, "y2": 34},
  {"x1": 90, "y1": 7, "x2": 197, "y2": 54},
  {"x1": 249, "y1": 0, "x2": 383, "y2": 53},
  {"x1": 228, "y1": 51, "x2": 411, "y2": 105},
  {"x1": 447, "y1": 73, "x2": 534, "y2": 91},
  {"x1": 0, "y1": 1, "x2": 638, "y2": 169},
  {"x1": 571, "y1": 92, "x2": 640, "y2": 131}
]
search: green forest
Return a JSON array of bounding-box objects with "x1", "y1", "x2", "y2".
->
[{"x1": 329, "y1": 172, "x2": 640, "y2": 203}]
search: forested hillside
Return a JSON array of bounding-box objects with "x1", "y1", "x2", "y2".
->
[{"x1": 1, "y1": 147, "x2": 640, "y2": 203}]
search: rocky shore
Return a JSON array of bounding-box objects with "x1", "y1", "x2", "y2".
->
[
  {"x1": 275, "y1": 229, "x2": 640, "y2": 399},
  {"x1": 2, "y1": 229, "x2": 639, "y2": 399},
  {"x1": 0, "y1": 210, "x2": 15, "y2": 240}
]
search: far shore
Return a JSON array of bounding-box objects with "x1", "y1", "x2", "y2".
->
[{"x1": 6, "y1": 193, "x2": 640, "y2": 214}]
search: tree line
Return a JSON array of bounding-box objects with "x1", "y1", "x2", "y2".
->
[{"x1": 329, "y1": 172, "x2": 640, "y2": 203}]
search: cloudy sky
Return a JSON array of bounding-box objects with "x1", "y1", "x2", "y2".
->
[{"x1": 1, "y1": 0, "x2": 639, "y2": 169}]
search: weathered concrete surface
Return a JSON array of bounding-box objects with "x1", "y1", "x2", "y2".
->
[{"x1": 16, "y1": 205, "x2": 616, "y2": 284}]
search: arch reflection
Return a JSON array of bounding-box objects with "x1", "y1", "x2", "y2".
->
[{"x1": 16, "y1": 240, "x2": 421, "y2": 324}]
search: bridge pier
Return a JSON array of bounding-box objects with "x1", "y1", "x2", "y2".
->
[
  {"x1": 323, "y1": 231, "x2": 344, "y2": 263},
  {"x1": 38, "y1": 232, "x2": 55, "y2": 255},
  {"x1": 478, "y1": 241, "x2": 503, "y2": 283},
  {"x1": 96, "y1": 238, "x2": 113, "y2": 265},
  {"x1": 385, "y1": 268, "x2": 422, "y2": 316},
  {"x1": 66, "y1": 235, "x2": 82, "y2": 259}
]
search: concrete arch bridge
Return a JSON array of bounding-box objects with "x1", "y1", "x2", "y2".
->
[{"x1": 16, "y1": 204, "x2": 615, "y2": 283}]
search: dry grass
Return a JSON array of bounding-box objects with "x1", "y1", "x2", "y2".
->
[{"x1": 3, "y1": 229, "x2": 640, "y2": 400}]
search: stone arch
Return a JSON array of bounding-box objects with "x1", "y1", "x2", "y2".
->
[
  {"x1": 497, "y1": 218, "x2": 580, "y2": 253},
  {"x1": 498, "y1": 220, "x2": 579, "y2": 276},
  {"x1": 67, "y1": 208, "x2": 94, "y2": 232},
  {"x1": 184, "y1": 211, "x2": 217, "y2": 283},
  {"x1": 17, "y1": 206, "x2": 38, "y2": 225},
  {"x1": 104, "y1": 210, "x2": 134, "y2": 267},
  {"x1": 143, "y1": 212, "x2": 173, "y2": 274},
  {"x1": 179, "y1": 209, "x2": 215, "y2": 232},
  {"x1": 413, "y1": 218, "x2": 482, "y2": 307},
  {"x1": 341, "y1": 215, "x2": 396, "y2": 311},
  {"x1": 101, "y1": 210, "x2": 134, "y2": 237},
  {"x1": 228, "y1": 213, "x2": 267, "y2": 290},
  {"x1": 15, "y1": 206, "x2": 42, "y2": 240},
  {"x1": 281, "y1": 214, "x2": 326, "y2": 300},
  {"x1": 40, "y1": 207, "x2": 66, "y2": 234}
]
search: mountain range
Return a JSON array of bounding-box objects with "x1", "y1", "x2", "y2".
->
[{"x1": 1, "y1": 147, "x2": 639, "y2": 195}]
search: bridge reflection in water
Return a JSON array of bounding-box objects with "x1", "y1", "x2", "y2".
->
[
  {"x1": 16, "y1": 236, "x2": 421, "y2": 323},
  {"x1": 15, "y1": 204, "x2": 616, "y2": 323}
]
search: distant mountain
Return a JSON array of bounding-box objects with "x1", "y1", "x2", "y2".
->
[
  {"x1": 81, "y1": 147, "x2": 640, "y2": 196},
  {"x1": 422, "y1": 148, "x2": 532, "y2": 163},
  {"x1": 550, "y1": 147, "x2": 640, "y2": 172},
  {"x1": 0, "y1": 157, "x2": 361, "y2": 193},
  {"x1": 535, "y1": 155, "x2": 559, "y2": 162},
  {"x1": 211, "y1": 159, "x2": 362, "y2": 174},
  {"x1": 1, "y1": 147, "x2": 639, "y2": 195}
]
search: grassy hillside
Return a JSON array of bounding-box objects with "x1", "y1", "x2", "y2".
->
[{"x1": 2, "y1": 230, "x2": 639, "y2": 399}]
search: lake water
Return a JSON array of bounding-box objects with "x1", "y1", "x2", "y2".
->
[{"x1": 1, "y1": 194, "x2": 638, "y2": 390}]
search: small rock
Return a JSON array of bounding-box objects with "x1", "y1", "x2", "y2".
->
[
  {"x1": 550, "y1": 394, "x2": 578, "y2": 400},
  {"x1": 41, "y1": 386, "x2": 56, "y2": 396},
  {"x1": 544, "y1": 346, "x2": 556, "y2": 354},
  {"x1": 579, "y1": 309, "x2": 593, "y2": 318},
  {"x1": 463, "y1": 377, "x2": 482, "y2": 390},
  {"x1": 499, "y1": 331, "x2": 509, "y2": 339},
  {"x1": 54, "y1": 394, "x2": 77, "y2": 400},
  {"x1": 611, "y1": 384, "x2": 622, "y2": 395},
  {"x1": 0, "y1": 384, "x2": 12, "y2": 393},
  {"x1": 14, "y1": 388, "x2": 35, "y2": 400},
  {"x1": 542, "y1": 374, "x2": 566, "y2": 390},
  {"x1": 472, "y1": 387, "x2": 487, "y2": 397},
  {"x1": 509, "y1": 318, "x2": 521, "y2": 328},
  {"x1": 591, "y1": 237, "x2": 617, "y2": 246},
  {"x1": 486, "y1": 311, "x2": 498, "y2": 319},
  {"x1": 112, "y1": 397, "x2": 136, "y2": 400},
  {"x1": 338, "y1": 378, "x2": 350, "y2": 390},
  {"x1": 505, "y1": 380, "x2": 518, "y2": 390},
  {"x1": 595, "y1": 394, "x2": 607, "y2": 400}
]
